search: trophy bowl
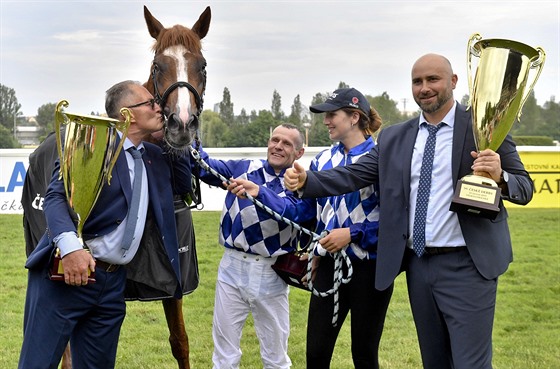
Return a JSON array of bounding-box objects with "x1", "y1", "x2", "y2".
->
[
  {"x1": 49, "y1": 100, "x2": 131, "y2": 283},
  {"x1": 450, "y1": 33, "x2": 545, "y2": 219}
]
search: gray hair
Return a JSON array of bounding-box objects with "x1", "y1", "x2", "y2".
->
[{"x1": 105, "y1": 80, "x2": 142, "y2": 120}]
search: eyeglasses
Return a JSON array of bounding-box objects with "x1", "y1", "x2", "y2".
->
[{"x1": 126, "y1": 98, "x2": 156, "y2": 110}]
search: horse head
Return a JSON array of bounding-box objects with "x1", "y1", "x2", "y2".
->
[{"x1": 143, "y1": 6, "x2": 211, "y2": 150}]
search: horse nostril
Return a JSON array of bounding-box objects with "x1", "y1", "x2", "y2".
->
[{"x1": 167, "y1": 113, "x2": 181, "y2": 130}]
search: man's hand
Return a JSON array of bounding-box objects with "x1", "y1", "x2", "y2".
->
[
  {"x1": 284, "y1": 162, "x2": 307, "y2": 191},
  {"x1": 225, "y1": 178, "x2": 259, "y2": 198},
  {"x1": 471, "y1": 149, "x2": 502, "y2": 184},
  {"x1": 61, "y1": 249, "x2": 95, "y2": 286}
]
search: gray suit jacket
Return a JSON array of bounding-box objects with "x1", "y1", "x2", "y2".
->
[{"x1": 303, "y1": 103, "x2": 533, "y2": 290}]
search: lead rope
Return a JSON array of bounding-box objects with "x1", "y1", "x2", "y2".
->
[{"x1": 189, "y1": 147, "x2": 352, "y2": 326}]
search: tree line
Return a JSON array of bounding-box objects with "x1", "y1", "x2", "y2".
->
[{"x1": 0, "y1": 82, "x2": 558, "y2": 149}]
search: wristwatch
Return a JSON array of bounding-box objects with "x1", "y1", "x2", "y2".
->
[{"x1": 497, "y1": 170, "x2": 509, "y2": 186}]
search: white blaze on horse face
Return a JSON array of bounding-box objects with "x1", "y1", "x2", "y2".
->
[{"x1": 163, "y1": 45, "x2": 192, "y2": 125}]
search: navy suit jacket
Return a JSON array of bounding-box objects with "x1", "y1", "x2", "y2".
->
[
  {"x1": 303, "y1": 103, "x2": 533, "y2": 290},
  {"x1": 26, "y1": 141, "x2": 192, "y2": 299}
]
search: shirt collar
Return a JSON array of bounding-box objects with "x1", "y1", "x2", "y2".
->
[
  {"x1": 334, "y1": 135, "x2": 375, "y2": 156},
  {"x1": 119, "y1": 133, "x2": 145, "y2": 152},
  {"x1": 263, "y1": 160, "x2": 284, "y2": 177},
  {"x1": 419, "y1": 100, "x2": 457, "y2": 128}
]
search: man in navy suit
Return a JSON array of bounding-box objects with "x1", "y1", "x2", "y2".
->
[
  {"x1": 18, "y1": 80, "x2": 192, "y2": 369},
  {"x1": 285, "y1": 54, "x2": 533, "y2": 369}
]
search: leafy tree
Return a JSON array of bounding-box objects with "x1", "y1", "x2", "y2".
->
[
  {"x1": 0, "y1": 84, "x2": 22, "y2": 130},
  {"x1": 540, "y1": 97, "x2": 560, "y2": 140},
  {"x1": 242, "y1": 110, "x2": 276, "y2": 147},
  {"x1": 288, "y1": 94, "x2": 305, "y2": 127},
  {"x1": 219, "y1": 87, "x2": 234, "y2": 127},
  {"x1": 337, "y1": 81, "x2": 350, "y2": 89},
  {"x1": 460, "y1": 94, "x2": 470, "y2": 106},
  {"x1": 249, "y1": 109, "x2": 258, "y2": 122},
  {"x1": 235, "y1": 108, "x2": 250, "y2": 126},
  {"x1": 36, "y1": 102, "x2": 57, "y2": 137},
  {"x1": 200, "y1": 110, "x2": 229, "y2": 147},
  {"x1": 370, "y1": 92, "x2": 405, "y2": 127},
  {"x1": 511, "y1": 92, "x2": 545, "y2": 136},
  {"x1": 271, "y1": 90, "x2": 284, "y2": 121},
  {"x1": 0, "y1": 124, "x2": 19, "y2": 148},
  {"x1": 308, "y1": 92, "x2": 331, "y2": 146}
]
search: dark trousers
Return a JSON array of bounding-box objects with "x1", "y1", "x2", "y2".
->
[
  {"x1": 18, "y1": 266, "x2": 127, "y2": 369},
  {"x1": 406, "y1": 248, "x2": 497, "y2": 369},
  {"x1": 306, "y1": 257, "x2": 393, "y2": 369}
]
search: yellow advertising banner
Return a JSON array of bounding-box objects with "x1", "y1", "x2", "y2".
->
[{"x1": 507, "y1": 148, "x2": 560, "y2": 209}]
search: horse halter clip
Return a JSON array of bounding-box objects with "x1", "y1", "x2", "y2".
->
[{"x1": 150, "y1": 62, "x2": 204, "y2": 119}]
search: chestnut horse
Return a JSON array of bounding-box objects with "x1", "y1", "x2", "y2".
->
[
  {"x1": 21, "y1": 6, "x2": 211, "y2": 369},
  {"x1": 141, "y1": 5, "x2": 210, "y2": 369}
]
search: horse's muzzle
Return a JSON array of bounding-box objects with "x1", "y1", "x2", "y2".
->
[{"x1": 164, "y1": 113, "x2": 199, "y2": 150}]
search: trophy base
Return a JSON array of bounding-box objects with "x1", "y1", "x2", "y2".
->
[
  {"x1": 49, "y1": 248, "x2": 96, "y2": 284},
  {"x1": 450, "y1": 175, "x2": 501, "y2": 220}
]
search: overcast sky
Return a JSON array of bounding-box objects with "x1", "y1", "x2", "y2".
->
[{"x1": 1, "y1": 0, "x2": 558, "y2": 118}]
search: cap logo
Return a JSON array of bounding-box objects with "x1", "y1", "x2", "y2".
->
[
  {"x1": 328, "y1": 92, "x2": 338, "y2": 100},
  {"x1": 352, "y1": 97, "x2": 359, "y2": 104}
]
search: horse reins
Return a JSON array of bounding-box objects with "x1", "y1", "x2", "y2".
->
[{"x1": 189, "y1": 146, "x2": 353, "y2": 326}]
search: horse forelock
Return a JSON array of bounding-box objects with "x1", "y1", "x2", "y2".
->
[{"x1": 152, "y1": 25, "x2": 202, "y2": 55}]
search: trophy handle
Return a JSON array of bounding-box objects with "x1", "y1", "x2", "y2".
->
[
  {"x1": 517, "y1": 46, "x2": 546, "y2": 121},
  {"x1": 105, "y1": 107, "x2": 132, "y2": 185},
  {"x1": 54, "y1": 100, "x2": 70, "y2": 181},
  {"x1": 466, "y1": 33, "x2": 483, "y2": 110}
]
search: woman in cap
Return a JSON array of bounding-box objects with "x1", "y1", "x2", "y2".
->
[{"x1": 305, "y1": 87, "x2": 393, "y2": 369}]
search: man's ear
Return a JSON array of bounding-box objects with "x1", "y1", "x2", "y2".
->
[{"x1": 295, "y1": 147, "x2": 305, "y2": 160}]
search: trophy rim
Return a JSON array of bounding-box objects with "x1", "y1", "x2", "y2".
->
[
  {"x1": 62, "y1": 111, "x2": 122, "y2": 127},
  {"x1": 473, "y1": 38, "x2": 541, "y2": 59}
]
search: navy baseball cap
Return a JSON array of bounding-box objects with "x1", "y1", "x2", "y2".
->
[{"x1": 309, "y1": 88, "x2": 370, "y2": 115}]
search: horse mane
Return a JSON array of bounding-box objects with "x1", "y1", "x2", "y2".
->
[{"x1": 152, "y1": 25, "x2": 203, "y2": 55}]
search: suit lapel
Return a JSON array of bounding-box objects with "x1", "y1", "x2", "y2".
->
[
  {"x1": 114, "y1": 146, "x2": 132, "y2": 206},
  {"x1": 142, "y1": 147, "x2": 162, "y2": 222},
  {"x1": 452, "y1": 104, "x2": 473, "y2": 183},
  {"x1": 402, "y1": 118, "x2": 420, "y2": 205}
]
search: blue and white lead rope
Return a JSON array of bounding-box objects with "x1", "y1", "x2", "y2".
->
[{"x1": 189, "y1": 147, "x2": 353, "y2": 326}]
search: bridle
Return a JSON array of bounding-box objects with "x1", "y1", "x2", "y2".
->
[
  {"x1": 150, "y1": 61, "x2": 205, "y2": 122},
  {"x1": 150, "y1": 59, "x2": 205, "y2": 207}
]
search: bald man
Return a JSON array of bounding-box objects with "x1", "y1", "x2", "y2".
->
[{"x1": 284, "y1": 54, "x2": 533, "y2": 369}]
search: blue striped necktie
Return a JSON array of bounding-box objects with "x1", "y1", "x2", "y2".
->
[
  {"x1": 122, "y1": 147, "x2": 143, "y2": 253},
  {"x1": 413, "y1": 123, "x2": 443, "y2": 257}
]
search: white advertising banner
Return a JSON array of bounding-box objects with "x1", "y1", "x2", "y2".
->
[{"x1": 0, "y1": 147, "x2": 322, "y2": 215}]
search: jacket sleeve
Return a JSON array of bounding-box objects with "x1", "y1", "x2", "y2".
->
[
  {"x1": 498, "y1": 134, "x2": 534, "y2": 205},
  {"x1": 349, "y1": 221, "x2": 379, "y2": 253},
  {"x1": 43, "y1": 159, "x2": 78, "y2": 241},
  {"x1": 303, "y1": 146, "x2": 380, "y2": 199},
  {"x1": 256, "y1": 185, "x2": 316, "y2": 223}
]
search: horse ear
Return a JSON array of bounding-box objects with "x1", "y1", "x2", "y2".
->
[
  {"x1": 191, "y1": 6, "x2": 211, "y2": 40},
  {"x1": 144, "y1": 5, "x2": 165, "y2": 39}
]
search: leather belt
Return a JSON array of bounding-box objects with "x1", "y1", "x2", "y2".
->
[
  {"x1": 95, "y1": 260, "x2": 121, "y2": 272},
  {"x1": 424, "y1": 246, "x2": 467, "y2": 256}
]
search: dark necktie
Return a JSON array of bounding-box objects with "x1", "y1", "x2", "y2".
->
[
  {"x1": 122, "y1": 147, "x2": 143, "y2": 252},
  {"x1": 413, "y1": 123, "x2": 443, "y2": 257}
]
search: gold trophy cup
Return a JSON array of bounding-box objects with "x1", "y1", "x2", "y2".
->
[
  {"x1": 49, "y1": 100, "x2": 131, "y2": 283},
  {"x1": 450, "y1": 33, "x2": 545, "y2": 219}
]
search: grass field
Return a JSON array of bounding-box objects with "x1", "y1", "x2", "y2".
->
[{"x1": 1, "y1": 209, "x2": 559, "y2": 368}]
